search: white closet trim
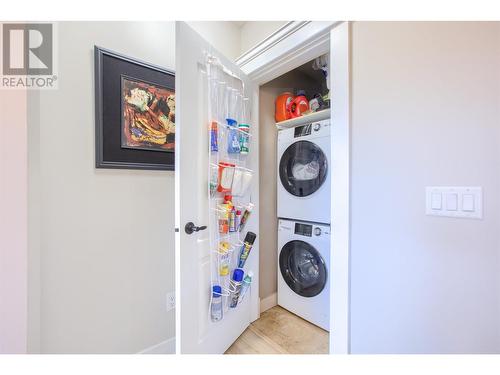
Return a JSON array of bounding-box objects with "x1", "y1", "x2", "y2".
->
[
  {"x1": 236, "y1": 21, "x2": 339, "y2": 85},
  {"x1": 235, "y1": 22, "x2": 309, "y2": 66}
]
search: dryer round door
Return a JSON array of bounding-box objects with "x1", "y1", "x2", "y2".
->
[
  {"x1": 279, "y1": 240, "x2": 327, "y2": 297},
  {"x1": 279, "y1": 140, "x2": 328, "y2": 197}
]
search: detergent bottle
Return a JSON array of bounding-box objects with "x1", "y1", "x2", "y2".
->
[
  {"x1": 275, "y1": 92, "x2": 294, "y2": 122},
  {"x1": 287, "y1": 90, "x2": 309, "y2": 119}
]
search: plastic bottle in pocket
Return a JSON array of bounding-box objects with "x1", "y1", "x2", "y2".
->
[
  {"x1": 229, "y1": 269, "x2": 244, "y2": 308},
  {"x1": 210, "y1": 285, "x2": 223, "y2": 322},
  {"x1": 238, "y1": 124, "x2": 250, "y2": 154},
  {"x1": 227, "y1": 120, "x2": 241, "y2": 154}
]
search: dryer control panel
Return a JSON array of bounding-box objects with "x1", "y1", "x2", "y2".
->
[
  {"x1": 278, "y1": 119, "x2": 330, "y2": 143},
  {"x1": 279, "y1": 219, "x2": 330, "y2": 238}
]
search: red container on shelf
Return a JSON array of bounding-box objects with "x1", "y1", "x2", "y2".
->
[
  {"x1": 287, "y1": 94, "x2": 309, "y2": 119},
  {"x1": 275, "y1": 92, "x2": 293, "y2": 122}
]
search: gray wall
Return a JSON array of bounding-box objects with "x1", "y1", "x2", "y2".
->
[
  {"x1": 28, "y1": 22, "x2": 177, "y2": 354},
  {"x1": 350, "y1": 21, "x2": 500, "y2": 353}
]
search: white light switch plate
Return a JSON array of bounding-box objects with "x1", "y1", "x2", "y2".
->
[{"x1": 426, "y1": 186, "x2": 482, "y2": 219}]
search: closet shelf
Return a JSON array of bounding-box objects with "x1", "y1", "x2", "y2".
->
[{"x1": 275, "y1": 109, "x2": 330, "y2": 130}]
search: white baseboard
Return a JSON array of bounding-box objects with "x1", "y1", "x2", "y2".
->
[
  {"x1": 260, "y1": 292, "x2": 277, "y2": 313},
  {"x1": 138, "y1": 337, "x2": 175, "y2": 354}
]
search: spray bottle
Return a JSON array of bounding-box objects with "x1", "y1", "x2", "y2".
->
[
  {"x1": 238, "y1": 232, "x2": 257, "y2": 268},
  {"x1": 229, "y1": 268, "x2": 244, "y2": 308},
  {"x1": 238, "y1": 203, "x2": 254, "y2": 232},
  {"x1": 238, "y1": 272, "x2": 253, "y2": 303}
]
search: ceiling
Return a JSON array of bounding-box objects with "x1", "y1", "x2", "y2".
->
[{"x1": 232, "y1": 21, "x2": 247, "y2": 28}]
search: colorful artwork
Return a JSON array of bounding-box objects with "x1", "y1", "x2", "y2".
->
[{"x1": 121, "y1": 77, "x2": 175, "y2": 152}]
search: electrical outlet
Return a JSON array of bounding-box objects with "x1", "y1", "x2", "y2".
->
[{"x1": 166, "y1": 291, "x2": 176, "y2": 312}]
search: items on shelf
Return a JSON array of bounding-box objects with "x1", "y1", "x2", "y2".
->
[
  {"x1": 217, "y1": 162, "x2": 235, "y2": 192},
  {"x1": 309, "y1": 96, "x2": 320, "y2": 112},
  {"x1": 238, "y1": 123, "x2": 250, "y2": 154},
  {"x1": 274, "y1": 54, "x2": 331, "y2": 123},
  {"x1": 231, "y1": 168, "x2": 252, "y2": 197},
  {"x1": 312, "y1": 54, "x2": 330, "y2": 90},
  {"x1": 224, "y1": 194, "x2": 233, "y2": 207},
  {"x1": 238, "y1": 231, "x2": 257, "y2": 268},
  {"x1": 210, "y1": 121, "x2": 218, "y2": 152},
  {"x1": 310, "y1": 93, "x2": 330, "y2": 112},
  {"x1": 238, "y1": 203, "x2": 254, "y2": 232},
  {"x1": 210, "y1": 166, "x2": 218, "y2": 197},
  {"x1": 218, "y1": 242, "x2": 231, "y2": 276},
  {"x1": 275, "y1": 92, "x2": 294, "y2": 122},
  {"x1": 206, "y1": 54, "x2": 256, "y2": 323},
  {"x1": 235, "y1": 209, "x2": 242, "y2": 231},
  {"x1": 231, "y1": 168, "x2": 243, "y2": 196},
  {"x1": 275, "y1": 89, "x2": 331, "y2": 123},
  {"x1": 229, "y1": 268, "x2": 244, "y2": 308},
  {"x1": 227, "y1": 119, "x2": 241, "y2": 154},
  {"x1": 229, "y1": 206, "x2": 236, "y2": 232},
  {"x1": 211, "y1": 285, "x2": 223, "y2": 322},
  {"x1": 239, "y1": 272, "x2": 253, "y2": 303},
  {"x1": 288, "y1": 90, "x2": 309, "y2": 119},
  {"x1": 239, "y1": 97, "x2": 251, "y2": 154},
  {"x1": 218, "y1": 196, "x2": 233, "y2": 234}
]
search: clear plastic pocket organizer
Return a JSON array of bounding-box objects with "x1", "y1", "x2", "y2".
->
[{"x1": 206, "y1": 54, "x2": 255, "y2": 323}]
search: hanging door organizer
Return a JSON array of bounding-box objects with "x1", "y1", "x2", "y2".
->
[{"x1": 206, "y1": 54, "x2": 257, "y2": 323}]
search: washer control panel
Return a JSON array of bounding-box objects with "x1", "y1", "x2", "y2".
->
[{"x1": 294, "y1": 222, "x2": 312, "y2": 237}]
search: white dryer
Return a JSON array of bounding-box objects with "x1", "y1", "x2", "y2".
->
[
  {"x1": 277, "y1": 218, "x2": 330, "y2": 331},
  {"x1": 277, "y1": 119, "x2": 331, "y2": 224}
]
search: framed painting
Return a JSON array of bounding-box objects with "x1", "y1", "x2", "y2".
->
[{"x1": 95, "y1": 46, "x2": 175, "y2": 170}]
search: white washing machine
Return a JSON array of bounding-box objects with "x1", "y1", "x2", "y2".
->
[
  {"x1": 277, "y1": 218, "x2": 330, "y2": 331},
  {"x1": 277, "y1": 119, "x2": 331, "y2": 224}
]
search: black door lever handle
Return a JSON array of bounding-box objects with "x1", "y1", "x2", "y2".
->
[{"x1": 185, "y1": 222, "x2": 207, "y2": 235}]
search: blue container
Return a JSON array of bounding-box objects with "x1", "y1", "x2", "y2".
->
[
  {"x1": 227, "y1": 119, "x2": 241, "y2": 154},
  {"x1": 229, "y1": 269, "x2": 244, "y2": 308},
  {"x1": 211, "y1": 285, "x2": 223, "y2": 322}
]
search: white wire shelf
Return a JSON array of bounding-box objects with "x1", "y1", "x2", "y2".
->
[{"x1": 275, "y1": 108, "x2": 330, "y2": 130}]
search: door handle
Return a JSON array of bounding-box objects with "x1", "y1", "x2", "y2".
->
[{"x1": 185, "y1": 222, "x2": 207, "y2": 235}]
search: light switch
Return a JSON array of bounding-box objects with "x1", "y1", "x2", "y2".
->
[
  {"x1": 445, "y1": 193, "x2": 458, "y2": 211},
  {"x1": 431, "y1": 193, "x2": 442, "y2": 210},
  {"x1": 426, "y1": 186, "x2": 482, "y2": 219},
  {"x1": 462, "y1": 194, "x2": 475, "y2": 212}
]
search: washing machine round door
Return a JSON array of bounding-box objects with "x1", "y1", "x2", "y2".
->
[
  {"x1": 279, "y1": 240, "x2": 327, "y2": 297},
  {"x1": 279, "y1": 141, "x2": 328, "y2": 197}
]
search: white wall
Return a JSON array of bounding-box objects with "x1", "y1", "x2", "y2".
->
[
  {"x1": 28, "y1": 21, "x2": 176, "y2": 354},
  {"x1": 350, "y1": 21, "x2": 500, "y2": 353},
  {"x1": 188, "y1": 21, "x2": 288, "y2": 60},
  {"x1": 27, "y1": 21, "x2": 242, "y2": 354},
  {"x1": 0, "y1": 89, "x2": 28, "y2": 354},
  {"x1": 187, "y1": 22, "x2": 242, "y2": 61},
  {"x1": 240, "y1": 22, "x2": 287, "y2": 56}
]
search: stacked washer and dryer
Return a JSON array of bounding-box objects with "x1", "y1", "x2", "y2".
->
[{"x1": 276, "y1": 118, "x2": 331, "y2": 331}]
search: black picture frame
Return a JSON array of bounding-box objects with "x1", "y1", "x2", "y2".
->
[{"x1": 94, "y1": 46, "x2": 175, "y2": 170}]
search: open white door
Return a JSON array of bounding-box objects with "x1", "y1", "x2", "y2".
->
[{"x1": 175, "y1": 22, "x2": 259, "y2": 354}]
